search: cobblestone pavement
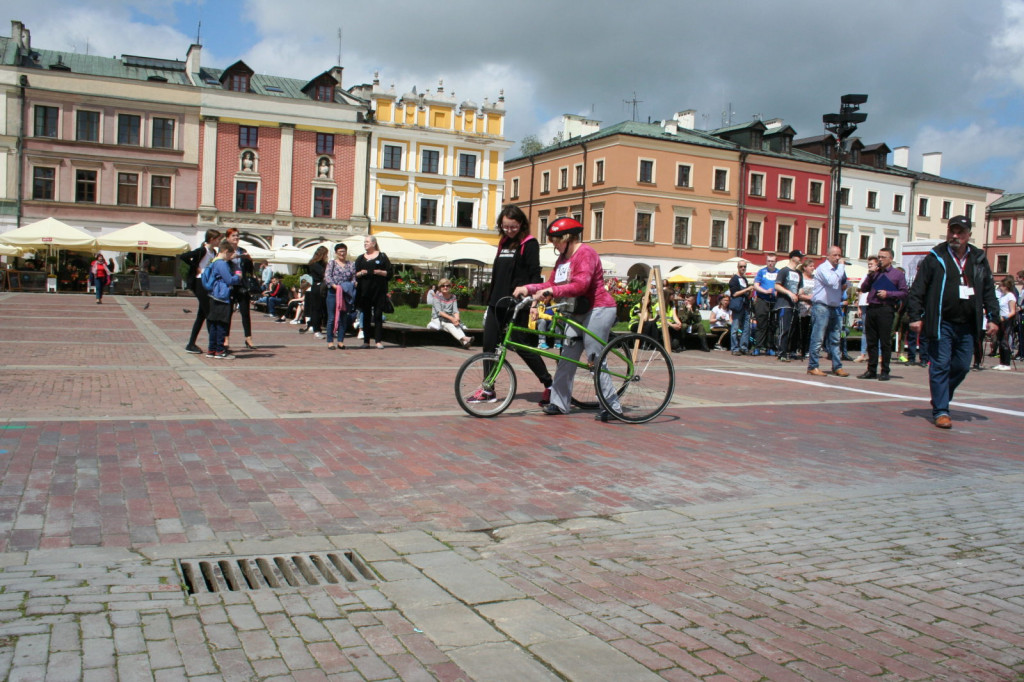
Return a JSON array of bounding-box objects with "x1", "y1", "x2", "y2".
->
[{"x1": 0, "y1": 292, "x2": 1022, "y2": 681}]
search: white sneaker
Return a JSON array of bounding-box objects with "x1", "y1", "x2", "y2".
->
[
  {"x1": 314, "y1": 332, "x2": 323, "y2": 339},
  {"x1": 289, "y1": 319, "x2": 300, "y2": 324},
  {"x1": 993, "y1": 364, "x2": 1012, "y2": 371},
  {"x1": 356, "y1": 330, "x2": 364, "y2": 339}
]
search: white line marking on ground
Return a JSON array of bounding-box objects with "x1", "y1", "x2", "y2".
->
[{"x1": 701, "y1": 368, "x2": 1024, "y2": 419}]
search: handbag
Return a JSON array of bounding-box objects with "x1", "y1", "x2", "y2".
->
[{"x1": 382, "y1": 295, "x2": 395, "y2": 314}]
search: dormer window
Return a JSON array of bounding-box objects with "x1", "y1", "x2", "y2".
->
[
  {"x1": 229, "y1": 73, "x2": 249, "y2": 92},
  {"x1": 314, "y1": 85, "x2": 333, "y2": 102},
  {"x1": 220, "y1": 61, "x2": 255, "y2": 93}
]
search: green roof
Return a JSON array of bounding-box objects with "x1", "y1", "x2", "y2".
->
[{"x1": 989, "y1": 192, "x2": 1024, "y2": 212}]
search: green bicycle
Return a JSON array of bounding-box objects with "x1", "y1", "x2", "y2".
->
[{"x1": 454, "y1": 297, "x2": 675, "y2": 423}]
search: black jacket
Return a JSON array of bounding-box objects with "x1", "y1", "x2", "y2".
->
[
  {"x1": 181, "y1": 244, "x2": 213, "y2": 282},
  {"x1": 487, "y1": 235, "x2": 542, "y2": 306},
  {"x1": 907, "y1": 243, "x2": 1000, "y2": 339}
]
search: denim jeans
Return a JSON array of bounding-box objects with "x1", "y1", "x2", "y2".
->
[
  {"x1": 926, "y1": 321, "x2": 975, "y2": 419},
  {"x1": 807, "y1": 303, "x2": 842, "y2": 371},
  {"x1": 325, "y1": 290, "x2": 342, "y2": 343},
  {"x1": 730, "y1": 306, "x2": 750, "y2": 351}
]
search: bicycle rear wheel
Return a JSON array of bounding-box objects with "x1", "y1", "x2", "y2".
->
[
  {"x1": 455, "y1": 353, "x2": 517, "y2": 417},
  {"x1": 596, "y1": 333, "x2": 675, "y2": 423}
]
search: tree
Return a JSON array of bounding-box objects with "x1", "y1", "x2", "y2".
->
[{"x1": 519, "y1": 134, "x2": 543, "y2": 156}]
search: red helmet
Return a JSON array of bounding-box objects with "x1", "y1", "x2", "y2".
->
[{"x1": 547, "y1": 217, "x2": 584, "y2": 238}]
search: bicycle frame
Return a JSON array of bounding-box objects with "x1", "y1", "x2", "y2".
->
[{"x1": 481, "y1": 298, "x2": 632, "y2": 388}]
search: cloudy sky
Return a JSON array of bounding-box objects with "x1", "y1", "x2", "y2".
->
[{"x1": 4, "y1": 0, "x2": 1024, "y2": 191}]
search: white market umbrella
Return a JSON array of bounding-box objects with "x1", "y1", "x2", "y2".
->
[
  {"x1": 0, "y1": 217, "x2": 96, "y2": 248},
  {"x1": 95, "y1": 222, "x2": 189, "y2": 257},
  {"x1": 429, "y1": 237, "x2": 497, "y2": 265},
  {"x1": 238, "y1": 241, "x2": 275, "y2": 260},
  {"x1": 344, "y1": 231, "x2": 439, "y2": 263},
  {"x1": 270, "y1": 244, "x2": 318, "y2": 265},
  {"x1": 0, "y1": 244, "x2": 26, "y2": 257},
  {"x1": 701, "y1": 256, "x2": 749, "y2": 279},
  {"x1": 666, "y1": 263, "x2": 704, "y2": 284}
]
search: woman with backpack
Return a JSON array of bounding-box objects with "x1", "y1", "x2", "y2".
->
[{"x1": 90, "y1": 254, "x2": 111, "y2": 304}]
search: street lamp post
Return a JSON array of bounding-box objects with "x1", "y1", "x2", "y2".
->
[{"x1": 823, "y1": 94, "x2": 868, "y2": 250}]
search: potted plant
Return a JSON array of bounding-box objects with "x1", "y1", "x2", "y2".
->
[
  {"x1": 449, "y1": 277, "x2": 475, "y2": 308},
  {"x1": 389, "y1": 270, "x2": 424, "y2": 307}
]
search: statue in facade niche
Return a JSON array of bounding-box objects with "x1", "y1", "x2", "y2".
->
[
  {"x1": 318, "y1": 157, "x2": 330, "y2": 178},
  {"x1": 241, "y1": 151, "x2": 255, "y2": 172}
]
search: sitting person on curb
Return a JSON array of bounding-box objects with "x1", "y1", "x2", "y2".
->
[
  {"x1": 710, "y1": 295, "x2": 732, "y2": 349},
  {"x1": 284, "y1": 277, "x2": 312, "y2": 324},
  {"x1": 258, "y1": 275, "x2": 286, "y2": 318},
  {"x1": 531, "y1": 291, "x2": 560, "y2": 350},
  {"x1": 668, "y1": 294, "x2": 709, "y2": 352},
  {"x1": 428, "y1": 278, "x2": 471, "y2": 348}
]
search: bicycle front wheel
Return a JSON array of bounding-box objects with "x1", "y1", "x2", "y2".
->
[
  {"x1": 455, "y1": 353, "x2": 518, "y2": 417},
  {"x1": 596, "y1": 333, "x2": 675, "y2": 423}
]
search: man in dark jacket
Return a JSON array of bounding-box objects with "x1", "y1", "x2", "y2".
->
[{"x1": 907, "y1": 216, "x2": 1000, "y2": 429}]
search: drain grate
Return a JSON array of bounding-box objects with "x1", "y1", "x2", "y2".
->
[{"x1": 178, "y1": 550, "x2": 376, "y2": 595}]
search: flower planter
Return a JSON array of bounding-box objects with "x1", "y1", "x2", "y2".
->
[{"x1": 405, "y1": 292, "x2": 421, "y2": 308}]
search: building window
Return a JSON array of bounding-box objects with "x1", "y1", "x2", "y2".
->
[
  {"x1": 541, "y1": 171, "x2": 550, "y2": 193},
  {"x1": 942, "y1": 201, "x2": 952, "y2": 220},
  {"x1": 229, "y1": 73, "x2": 249, "y2": 92},
  {"x1": 809, "y1": 181, "x2": 823, "y2": 204},
  {"x1": 313, "y1": 188, "x2": 333, "y2": 217},
  {"x1": 714, "y1": 169, "x2": 728, "y2": 192},
  {"x1": 673, "y1": 216, "x2": 690, "y2": 246},
  {"x1": 918, "y1": 197, "x2": 929, "y2": 217},
  {"x1": 639, "y1": 159, "x2": 654, "y2": 183},
  {"x1": 236, "y1": 181, "x2": 257, "y2": 212},
  {"x1": 76, "y1": 111, "x2": 99, "y2": 142},
  {"x1": 779, "y1": 177, "x2": 793, "y2": 200},
  {"x1": 859, "y1": 235, "x2": 871, "y2": 260},
  {"x1": 594, "y1": 159, "x2": 605, "y2": 183},
  {"x1": 635, "y1": 212, "x2": 652, "y2": 243},
  {"x1": 380, "y1": 195, "x2": 399, "y2": 223},
  {"x1": 996, "y1": 254, "x2": 1009, "y2": 273},
  {"x1": 893, "y1": 194, "x2": 905, "y2": 213},
  {"x1": 34, "y1": 105, "x2": 59, "y2": 138},
  {"x1": 711, "y1": 219, "x2": 726, "y2": 248},
  {"x1": 966, "y1": 203, "x2": 975, "y2": 220},
  {"x1": 419, "y1": 198, "x2": 438, "y2": 225},
  {"x1": 458, "y1": 154, "x2": 477, "y2": 178},
  {"x1": 676, "y1": 164, "x2": 691, "y2": 188},
  {"x1": 421, "y1": 149, "x2": 440, "y2": 174},
  {"x1": 574, "y1": 164, "x2": 584, "y2": 187},
  {"x1": 746, "y1": 221, "x2": 761, "y2": 251},
  {"x1": 867, "y1": 190, "x2": 878, "y2": 210},
  {"x1": 884, "y1": 237, "x2": 895, "y2": 252},
  {"x1": 151, "y1": 176, "x2": 171, "y2": 207},
  {"x1": 239, "y1": 126, "x2": 258, "y2": 148},
  {"x1": 1000, "y1": 219, "x2": 1012, "y2": 237},
  {"x1": 117, "y1": 173, "x2": 138, "y2": 205},
  {"x1": 592, "y1": 211, "x2": 603, "y2": 240},
  {"x1": 840, "y1": 187, "x2": 851, "y2": 206},
  {"x1": 749, "y1": 172, "x2": 764, "y2": 197},
  {"x1": 777, "y1": 224, "x2": 791, "y2": 253},
  {"x1": 382, "y1": 145, "x2": 402, "y2": 170},
  {"x1": 152, "y1": 117, "x2": 175, "y2": 149},
  {"x1": 314, "y1": 84, "x2": 333, "y2": 102},
  {"x1": 559, "y1": 167, "x2": 568, "y2": 190},
  {"x1": 838, "y1": 233, "x2": 849, "y2": 256},
  {"x1": 32, "y1": 167, "x2": 55, "y2": 200},
  {"x1": 539, "y1": 216, "x2": 549, "y2": 244},
  {"x1": 456, "y1": 201, "x2": 474, "y2": 228},
  {"x1": 316, "y1": 133, "x2": 335, "y2": 155},
  {"x1": 511, "y1": 178, "x2": 520, "y2": 199},
  {"x1": 807, "y1": 227, "x2": 820, "y2": 255},
  {"x1": 117, "y1": 114, "x2": 141, "y2": 145},
  {"x1": 75, "y1": 170, "x2": 97, "y2": 203}
]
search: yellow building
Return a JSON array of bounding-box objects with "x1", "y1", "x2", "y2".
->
[{"x1": 353, "y1": 75, "x2": 511, "y2": 250}]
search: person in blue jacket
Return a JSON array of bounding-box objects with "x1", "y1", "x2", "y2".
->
[{"x1": 204, "y1": 240, "x2": 242, "y2": 359}]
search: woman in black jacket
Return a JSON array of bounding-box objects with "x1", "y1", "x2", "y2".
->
[
  {"x1": 354, "y1": 235, "x2": 393, "y2": 348},
  {"x1": 179, "y1": 229, "x2": 222, "y2": 354},
  {"x1": 302, "y1": 245, "x2": 329, "y2": 336},
  {"x1": 473, "y1": 205, "x2": 553, "y2": 404},
  {"x1": 223, "y1": 227, "x2": 257, "y2": 350}
]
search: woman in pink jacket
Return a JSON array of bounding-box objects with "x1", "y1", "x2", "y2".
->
[{"x1": 513, "y1": 218, "x2": 620, "y2": 421}]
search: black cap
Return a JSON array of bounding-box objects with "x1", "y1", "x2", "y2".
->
[
  {"x1": 948, "y1": 215, "x2": 972, "y2": 231},
  {"x1": 789, "y1": 249, "x2": 805, "y2": 259}
]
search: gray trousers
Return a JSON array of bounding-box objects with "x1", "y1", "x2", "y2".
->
[{"x1": 550, "y1": 306, "x2": 621, "y2": 414}]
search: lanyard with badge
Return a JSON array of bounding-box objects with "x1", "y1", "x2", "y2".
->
[{"x1": 948, "y1": 245, "x2": 973, "y2": 300}]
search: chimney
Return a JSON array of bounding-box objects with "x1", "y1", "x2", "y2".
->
[
  {"x1": 673, "y1": 109, "x2": 696, "y2": 130},
  {"x1": 561, "y1": 114, "x2": 600, "y2": 139},
  {"x1": 11, "y1": 20, "x2": 30, "y2": 54},
  {"x1": 921, "y1": 151, "x2": 942, "y2": 176},
  {"x1": 763, "y1": 118, "x2": 784, "y2": 130},
  {"x1": 893, "y1": 146, "x2": 909, "y2": 168},
  {"x1": 330, "y1": 66, "x2": 344, "y2": 87},
  {"x1": 662, "y1": 119, "x2": 678, "y2": 135},
  {"x1": 184, "y1": 44, "x2": 201, "y2": 84}
]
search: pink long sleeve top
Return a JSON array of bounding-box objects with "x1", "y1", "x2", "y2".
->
[{"x1": 525, "y1": 243, "x2": 615, "y2": 309}]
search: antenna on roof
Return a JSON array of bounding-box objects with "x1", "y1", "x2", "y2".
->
[
  {"x1": 196, "y1": 21, "x2": 201, "y2": 45},
  {"x1": 337, "y1": 28, "x2": 343, "y2": 67},
  {"x1": 623, "y1": 92, "x2": 642, "y2": 122}
]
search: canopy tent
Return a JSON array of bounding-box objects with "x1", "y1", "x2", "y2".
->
[
  {"x1": 270, "y1": 244, "x2": 318, "y2": 265},
  {"x1": 95, "y1": 222, "x2": 189, "y2": 257},
  {"x1": 843, "y1": 262, "x2": 868, "y2": 281},
  {"x1": 238, "y1": 241, "x2": 276, "y2": 260},
  {"x1": 701, "y1": 256, "x2": 748, "y2": 279},
  {"x1": 343, "y1": 232, "x2": 439, "y2": 264},
  {"x1": 0, "y1": 244, "x2": 27, "y2": 257},
  {"x1": 666, "y1": 263, "x2": 704, "y2": 283},
  {"x1": 0, "y1": 218, "x2": 96, "y2": 248}
]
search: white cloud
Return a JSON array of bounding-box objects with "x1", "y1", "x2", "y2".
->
[
  {"x1": 912, "y1": 121, "x2": 1024, "y2": 189},
  {"x1": 987, "y1": 0, "x2": 1024, "y2": 90}
]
